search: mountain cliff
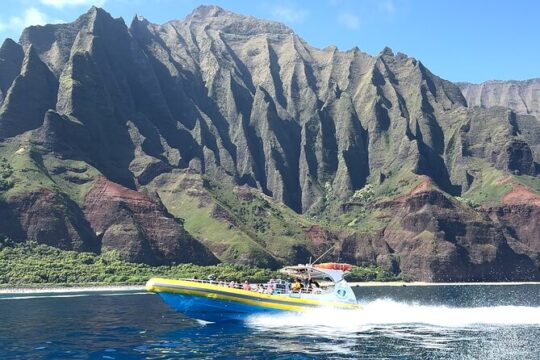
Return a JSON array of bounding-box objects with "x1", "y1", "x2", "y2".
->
[
  {"x1": 458, "y1": 79, "x2": 540, "y2": 118},
  {"x1": 0, "y1": 6, "x2": 538, "y2": 281}
]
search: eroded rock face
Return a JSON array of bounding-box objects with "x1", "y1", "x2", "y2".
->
[
  {"x1": 334, "y1": 186, "x2": 539, "y2": 281},
  {"x1": 0, "y1": 189, "x2": 98, "y2": 252},
  {"x1": 83, "y1": 177, "x2": 218, "y2": 265},
  {"x1": 0, "y1": 6, "x2": 471, "y2": 211},
  {"x1": 489, "y1": 205, "x2": 540, "y2": 266},
  {"x1": 503, "y1": 140, "x2": 536, "y2": 175},
  {"x1": 456, "y1": 79, "x2": 540, "y2": 167},
  {"x1": 486, "y1": 186, "x2": 540, "y2": 269},
  {"x1": 0, "y1": 46, "x2": 58, "y2": 138},
  {"x1": 1, "y1": 6, "x2": 534, "y2": 211},
  {"x1": 0, "y1": 39, "x2": 24, "y2": 99},
  {"x1": 372, "y1": 190, "x2": 538, "y2": 281},
  {"x1": 458, "y1": 79, "x2": 540, "y2": 118}
]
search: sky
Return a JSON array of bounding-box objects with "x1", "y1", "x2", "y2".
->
[{"x1": 0, "y1": 0, "x2": 538, "y2": 83}]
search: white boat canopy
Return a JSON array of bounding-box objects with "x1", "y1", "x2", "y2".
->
[{"x1": 279, "y1": 264, "x2": 349, "y2": 283}]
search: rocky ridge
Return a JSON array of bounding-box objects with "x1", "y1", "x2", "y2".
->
[{"x1": 458, "y1": 79, "x2": 540, "y2": 118}]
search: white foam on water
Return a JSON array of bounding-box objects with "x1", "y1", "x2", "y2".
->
[{"x1": 246, "y1": 299, "x2": 540, "y2": 331}]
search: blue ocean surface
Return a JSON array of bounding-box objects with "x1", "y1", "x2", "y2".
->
[{"x1": 0, "y1": 284, "x2": 539, "y2": 359}]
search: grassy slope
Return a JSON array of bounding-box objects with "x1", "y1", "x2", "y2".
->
[
  {"x1": 0, "y1": 138, "x2": 98, "y2": 204},
  {"x1": 514, "y1": 174, "x2": 540, "y2": 194},
  {"x1": 147, "y1": 171, "x2": 321, "y2": 267},
  {"x1": 461, "y1": 158, "x2": 512, "y2": 205},
  {"x1": 307, "y1": 168, "x2": 422, "y2": 234},
  {"x1": 0, "y1": 139, "x2": 55, "y2": 198},
  {"x1": 462, "y1": 158, "x2": 540, "y2": 205},
  {"x1": 204, "y1": 180, "x2": 313, "y2": 258},
  {"x1": 147, "y1": 172, "x2": 279, "y2": 266}
]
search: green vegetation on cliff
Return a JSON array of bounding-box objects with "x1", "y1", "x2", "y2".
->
[
  {"x1": 147, "y1": 172, "x2": 316, "y2": 267},
  {"x1": 0, "y1": 157, "x2": 13, "y2": 191},
  {"x1": 0, "y1": 141, "x2": 54, "y2": 198},
  {"x1": 0, "y1": 242, "x2": 402, "y2": 286},
  {"x1": 0, "y1": 242, "x2": 279, "y2": 285}
]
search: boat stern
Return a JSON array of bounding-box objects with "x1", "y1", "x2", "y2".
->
[{"x1": 145, "y1": 278, "x2": 158, "y2": 292}]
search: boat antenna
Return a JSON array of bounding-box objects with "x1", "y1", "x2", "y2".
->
[{"x1": 312, "y1": 244, "x2": 335, "y2": 265}]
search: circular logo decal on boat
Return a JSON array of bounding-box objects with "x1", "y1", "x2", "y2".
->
[{"x1": 336, "y1": 287, "x2": 347, "y2": 298}]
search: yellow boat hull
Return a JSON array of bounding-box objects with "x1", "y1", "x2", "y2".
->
[{"x1": 146, "y1": 278, "x2": 361, "y2": 322}]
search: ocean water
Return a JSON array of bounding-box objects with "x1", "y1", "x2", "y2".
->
[{"x1": 0, "y1": 285, "x2": 539, "y2": 359}]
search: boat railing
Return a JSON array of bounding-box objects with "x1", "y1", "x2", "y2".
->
[
  {"x1": 180, "y1": 278, "x2": 223, "y2": 285},
  {"x1": 179, "y1": 278, "x2": 260, "y2": 288},
  {"x1": 179, "y1": 278, "x2": 332, "y2": 295}
]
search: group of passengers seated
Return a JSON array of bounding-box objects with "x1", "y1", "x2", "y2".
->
[
  {"x1": 291, "y1": 278, "x2": 321, "y2": 293},
  {"x1": 215, "y1": 279, "x2": 277, "y2": 294},
  {"x1": 212, "y1": 277, "x2": 321, "y2": 294},
  {"x1": 238, "y1": 280, "x2": 278, "y2": 294}
]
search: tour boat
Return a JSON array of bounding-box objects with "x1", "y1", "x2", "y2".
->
[{"x1": 145, "y1": 263, "x2": 360, "y2": 322}]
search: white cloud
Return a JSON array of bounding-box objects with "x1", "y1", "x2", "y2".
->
[
  {"x1": 337, "y1": 13, "x2": 360, "y2": 30},
  {"x1": 380, "y1": 1, "x2": 397, "y2": 15},
  {"x1": 272, "y1": 5, "x2": 308, "y2": 24},
  {"x1": 0, "y1": 7, "x2": 58, "y2": 32},
  {"x1": 40, "y1": 0, "x2": 106, "y2": 9}
]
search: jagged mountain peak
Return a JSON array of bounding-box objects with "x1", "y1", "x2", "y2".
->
[
  {"x1": 0, "y1": 38, "x2": 23, "y2": 95},
  {"x1": 80, "y1": 6, "x2": 130, "y2": 37},
  {"x1": 379, "y1": 46, "x2": 394, "y2": 57},
  {"x1": 20, "y1": 45, "x2": 40, "y2": 73},
  {"x1": 18, "y1": 6, "x2": 134, "y2": 78},
  {"x1": 189, "y1": 4, "x2": 228, "y2": 18},
  {"x1": 19, "y1": 6, "x2": 124, "y2": 47},
  {"x1": 87, "y1": 5, "x2": 105, "y2": 14},
  {"x1": 132, "y1": 14, "x2": 149, "y2": 25},
  {"x1": 0, "y1": 38, "x2": 20, "y2": 53},
  {"x1": 173, "y1": 4, "x2": 293, "y2": 35},
  {"x1": 376, "y1": 47, "x2": 418, "y2": 65},
  {"x1": 86, "y1": 6, "x2": 124, "y2": 24}
]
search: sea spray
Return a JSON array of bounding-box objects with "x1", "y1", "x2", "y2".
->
[{"x1": 246, "y1": 299, "x2": 540, "y2": 330}]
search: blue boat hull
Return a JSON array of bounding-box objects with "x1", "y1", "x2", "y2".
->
[{"x1": 158, "y1": 292, "x2": 287, "y2": 322}]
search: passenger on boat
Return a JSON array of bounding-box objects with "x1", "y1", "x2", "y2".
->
[
  {"x1": 228, "y1": 280, "x2": 236, "y2": 288},
  {"x1": 309, "y1": 279, "x2": 321, "y2": 293},
  {"x1": 242, "y1": 281, "x2": 250, "y2": 291},
  {"x1": 291, "y1": 279, "x2": 302, "y2": 292}
]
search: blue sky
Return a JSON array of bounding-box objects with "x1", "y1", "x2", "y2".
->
[{"x1": 0, "y1": 0, "x2": 538, "y2": 83}]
